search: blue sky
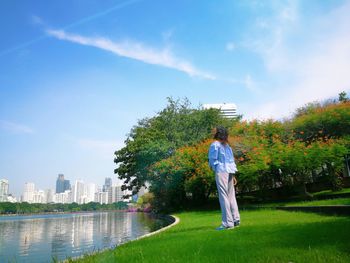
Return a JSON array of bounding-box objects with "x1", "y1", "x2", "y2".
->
[{"x1": 1, "y1": 0, "x2": 350, "y2": 198}]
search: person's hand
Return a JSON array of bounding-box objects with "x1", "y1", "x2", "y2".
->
[{"x1": 233, "y1": 177, "x2": 237, "y2": 186}]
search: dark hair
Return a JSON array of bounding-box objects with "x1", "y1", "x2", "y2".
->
[{"x1": 214, "y1": 126, "x2": 229, "y2": 143}]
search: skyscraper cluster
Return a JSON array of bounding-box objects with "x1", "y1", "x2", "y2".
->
[
  {"x1": 0, "y1": 174, "x2": 147, "y2": 204},
  {"x1": 22, "y1": 182, "x2": 53, "y2": 203}
]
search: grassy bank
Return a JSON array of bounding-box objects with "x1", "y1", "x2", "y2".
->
[
  {"x1": 284, "y1": 197, "x2": 350, "y2": 206},
  {"x1": 240, "y1": 197, "x2": 350, "y2": 208},
  {"x1": 313, "y1": 188, "x2": 350, "y2": 196},
  {"x1": 73, "y1": 209, "x2": 350, "y2": 263}
]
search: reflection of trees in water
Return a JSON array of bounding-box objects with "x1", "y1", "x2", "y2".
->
[{"x1": 136, "y1": 213, "x2": 173, "y2": 232}]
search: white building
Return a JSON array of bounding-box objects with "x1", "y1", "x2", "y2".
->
[
  {"x1": 111, "y1": 185, "x2": 125, "y2": 203},
  {"x1": 45, "y1": 189, "x2": 54, "y2": 203},
  {"x1": 33, "y1": 190, "x2": 45, "y2": 204},
  {"x1": 22, "y1": 182, "x2": 35, "y2": 203},
  {"x1": 85, "y1": 183, "x2": 97, "y2": 203},
  {"x1": 203, "y1": 103, "x2": 238, "y2": 118},
  {"x1": 72, "y1": 180, "x2": 85, "y2": 204},
  {"x1": 107, "y1": 187, "x2": 113, "y2": 204},
  {"x1": 95, "y1": 191, "x2": 109, "y2": 204},
  {"x1": 0, "y1": 179, "x2": 9, "y2": 202},
  {"x1": 54, "y1": 190, "x2": 72, "y2": 204},
  {"x1": 6, "y1": 194, "x2": 17, "y2": 203}
]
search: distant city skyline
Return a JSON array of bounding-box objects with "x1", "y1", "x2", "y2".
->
[
  {"x1": 1, "y1": 1, "x2": 350, "y2": 198},
  {"x1": 0, "y1": 173, "x2": 137, "y2": 204},
  {"x1": 0, "y1": 174, "x2": 123, "y2": 201}
]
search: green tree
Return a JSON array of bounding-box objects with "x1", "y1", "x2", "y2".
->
[
  {"x1": 339, "y1": 91, "x2": 349, "y2": 103},
  {"x1": 290, "y1": 101, "x2": 350, "y2": 142},
  {"x1": 114, "y1": 97, "x2": 234, "y2": 197}
]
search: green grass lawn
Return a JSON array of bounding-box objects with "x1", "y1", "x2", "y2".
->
[
  {"x1": 284, "y1": 197, "x2": 350, "y2": 206},
  {"x1": 73, "y1": 209, "x2": 350, "y2": 263},
  {"x1": 312, "y1": 188, "x2": 350, "y2": 197},
  {"x1": 241, "y1": 197, "x2": 350, "y2": 208}
]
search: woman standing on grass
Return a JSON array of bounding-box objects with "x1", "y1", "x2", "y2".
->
[{"x1": 208, "y1": 126, "x2": 240, "y2": 230}]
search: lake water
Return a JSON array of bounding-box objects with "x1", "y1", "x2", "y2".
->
[{"x1": 0, "y1": 211, "x2": 172, "y2": 262}]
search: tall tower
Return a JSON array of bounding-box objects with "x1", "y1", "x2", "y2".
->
[
  {"x1": 56, "y1": 174, "x2": 71, "y2": 193},
  {"x1": 103, "y1": 177, "x2": 112, "y2": 192},
  {"x1": 64, "y1": 179, "x2": 71, "y2": 191},
  {"x1": 72, "y1": 180, "x2": 85, "y2": 204},
  {"x1": 56, "y1": 174, "x2": 65, "y2": 193},
  {"x1": 22, "y1": 182, "x2": 35, "y2": 203},
  {"x1": 0, "y1": 179, "x2": 9, "y2": 202}
]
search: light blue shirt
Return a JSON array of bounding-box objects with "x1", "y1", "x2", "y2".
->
[{"x1": 208, "y1": 141, "x2": 238, "y2": 174}]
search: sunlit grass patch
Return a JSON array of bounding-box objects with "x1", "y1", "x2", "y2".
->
[{"x1": 75, "y1": 209, "x2": 350, "y2": 263}]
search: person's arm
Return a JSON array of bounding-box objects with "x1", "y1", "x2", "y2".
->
[
  {"x1": 208, "y1": 143, "x2": 219, "y2": 171},
  {"x1": 228, "y1": 145, "x2": 238, "y2": 173}
]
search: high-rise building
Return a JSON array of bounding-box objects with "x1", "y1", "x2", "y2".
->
[
  {"x1": 54, "y1": 190, "x2": 72, "y2": 204},
  {"x1": 0, "y1": 179, "x2": 9, "y2": 202},
  {"x1": 103, "y1": 177, "x2": 112, "y2": 192},
  {"x1": 64, "y1": 179, "x2": 71, "y2": 191},
  {"x1": 111, "y1": 185, "x2": 126, "y2": 203},
  {"x1": 33, "y1": 190, "x2": 45, "y2": 203},
  {"x1": 56, "y1": 174, "x2": 71, "y2": 193},
  {"x1": 85, "y1": 183, "x2": 97, "y2": 203},
  {"x1": 107, "y1": 187, "x2": 113, "y2": 204},
  {"x1": 203, "y1": 103, "x2": 238, "y2": 118},
  {"x1": 95, "y1": 191, "x2": 109, "y2": 204},
  {"x1": 22, "y1": 182, "x2": 35, "y2": 203},
  {"x1": 45, "y1": 189, "x2": 54, "y2": 203},
  {"x1": 72, "y1": 180, "x2": 85, "y2": 204},
  {"x1": 56, "y1": 174, "x2": 65, "y2": 193}
]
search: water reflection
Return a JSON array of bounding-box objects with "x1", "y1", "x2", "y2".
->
[{"x1": 0, "y1": 212, "x2": 169, "y2": 262}]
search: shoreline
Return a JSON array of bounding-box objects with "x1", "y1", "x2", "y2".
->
[
  {"x1": 62, "y1": 214, "x2": 180, "y2": 262},
  {"x1": 0, "y1": 209, "x2": 137, "y2": 218}
]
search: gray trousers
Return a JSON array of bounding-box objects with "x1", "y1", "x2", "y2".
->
[{"x1": 216, "y1": 172, "x2": 240, "y2": 228}]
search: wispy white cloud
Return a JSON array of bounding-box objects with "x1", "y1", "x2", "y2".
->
[
  {"x1": 1, "y1": 1, "x2": 140, "y2": 57},
  {"x1": 244, "y1": 0, "x2": 350, "y2": 120},
  {"x1": 0, "y1": 120, "x2": 34, "y2": 134},
  {"x1": 245, "y1": 0, "x2": 299, "y2": 72},
  {"x1": 46, "y1": 29, "x2": 215, "y2": 80}
]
